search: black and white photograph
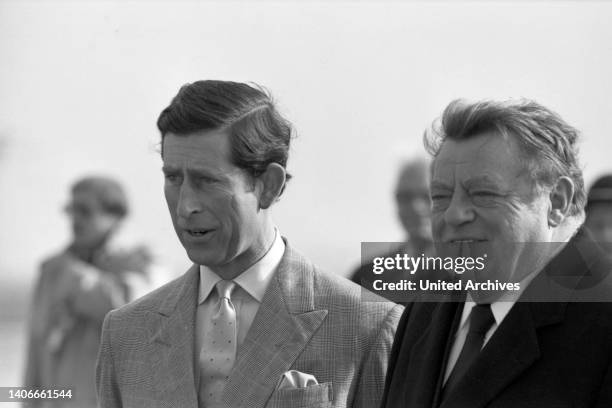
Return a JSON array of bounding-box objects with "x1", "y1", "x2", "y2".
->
[{"x1": 1, "y1": 1, "x2": 612, "y2": 407}]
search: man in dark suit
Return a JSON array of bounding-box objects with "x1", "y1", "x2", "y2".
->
[
  {"x1": 96, "y1": 80, "x2": 403, "y2": 408},
  {"x1": 382, "y1": 99, "x2": 612, "y2": 407}
]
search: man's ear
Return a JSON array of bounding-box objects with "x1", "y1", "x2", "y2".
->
[
  {"x1": 548, "y1": 176, "x2": 575, "y2": 227},
  {"x1": 257, "y1": 163, "x2": 286, "y2": 209}
]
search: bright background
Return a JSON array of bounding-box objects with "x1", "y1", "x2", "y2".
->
[{"x1": 2, "y1": 0, "x2": 612, "y2": 387}]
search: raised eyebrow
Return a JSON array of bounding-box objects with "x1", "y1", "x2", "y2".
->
[
  {"x1": 187, "y1": 167, "x2": 227, "y2": 181},
  {"x1": 161, "y1": 165, "x2": 179, "y2": 174}
]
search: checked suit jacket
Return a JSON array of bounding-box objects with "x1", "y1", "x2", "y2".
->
[{"x1": 96, "y1": 243, "x2": 403, "y2": 408}]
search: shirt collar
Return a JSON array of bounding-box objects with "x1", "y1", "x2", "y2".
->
[
  {"x1": 198, "y1": 229, "x2": 285, "y2": 304},
  {"x1": 458, "y1": 236, "x2": 574, "y2": 331},
  {"x1": 459, "y1": 300, "x2": 508, "y2": 331},
  {"x1": 198, "y1": 267, "x2": 223, "y2": 305},
  {"x1": 459, "y1": 268, "x2": 541, "y2": 330}
]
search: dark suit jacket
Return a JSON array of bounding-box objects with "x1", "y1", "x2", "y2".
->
[
  {"x1": 96, "y1": 243, "x2": 404, "y2": 408},
  {"x1": 381, "y1": 229, "x2": 612, "y2": 408}
]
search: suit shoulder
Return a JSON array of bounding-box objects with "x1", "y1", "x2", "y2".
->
[
  {"x1": 312, "y1": 266, "x2": 403, "y2": 323},
  {"x1": 107, "y1": 271, "x2": 187, "y2": 318}
]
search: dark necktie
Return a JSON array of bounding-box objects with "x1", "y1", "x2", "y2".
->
[{"x1": 441, "y1": 303, "x2": 495, "y2": 400}]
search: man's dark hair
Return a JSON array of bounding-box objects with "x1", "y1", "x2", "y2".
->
[
  {"x1": 72, "y1": 176, "x2": 129, "y2": 218},
  {"x1": 424, "y1": 99, "x2": 586, "y2": 217},
  {"x1": 157, "y1": 80, "x2": 292, "y2": 192}
]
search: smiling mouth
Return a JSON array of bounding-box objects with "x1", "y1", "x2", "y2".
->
[{"x1": 186, "y1": 229, "x2": 214, "y2": 237}]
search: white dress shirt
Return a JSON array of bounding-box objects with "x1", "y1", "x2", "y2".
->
[
  {"x1": 442, "y1": 270, "x2": 540, "y2": 384},
  {"x1": 195, "y1": 230, "x2": 285, "y2": 358}
]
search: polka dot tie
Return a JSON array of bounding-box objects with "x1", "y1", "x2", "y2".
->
[{"x1": 199, "y1": 280, "x2": 237, "y2": 407}]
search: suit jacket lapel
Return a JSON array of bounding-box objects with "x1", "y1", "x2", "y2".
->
[
  {"x1": 144, "y1": 265, "x2": 199, "y2": 407},
  {"x1": 393, "y1": 301, "x2": 462, "y2": 408},
  {"x1": 222, "y1": 245, "x2": 328, "y2": 408},
  {"x1": 440, "y1": 293, "x2": 567, "y2": 408},
  {"x1": 439, "y1": 230, "x2": 603, "y2": 407}
]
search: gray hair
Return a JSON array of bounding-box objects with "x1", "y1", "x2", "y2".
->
[{"x1": 424, "y1": 99, "x2": 586, "y2": 216}]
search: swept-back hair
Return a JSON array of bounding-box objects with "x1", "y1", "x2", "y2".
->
[
  {"x1": 424, "y1": 99, "x2": 586, "y2": 216},
  {"x1": 157, "y1": 80, "x2": 293, "y2": 193}
]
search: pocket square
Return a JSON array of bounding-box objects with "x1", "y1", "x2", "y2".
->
[{"x1": 276, "y1": 370, "x2": 319, "y2": 390}]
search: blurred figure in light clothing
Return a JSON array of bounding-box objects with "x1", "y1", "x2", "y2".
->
[{"x1": 23, "y1": 176, "x2": 158, "y2": 408}]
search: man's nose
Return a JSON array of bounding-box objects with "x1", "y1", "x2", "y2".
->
[
  {"x1": 443, "y1": 191, "x2": 475, "y2": 227},
  {"x1": 176, "y1": 183, "x2": 202, "y2": 218}
]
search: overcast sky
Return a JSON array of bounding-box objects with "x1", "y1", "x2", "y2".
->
[{"x1": 2, "y1": 1, "x2": 612, "y2": 285}]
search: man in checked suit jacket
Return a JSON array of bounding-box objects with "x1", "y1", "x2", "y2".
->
[
  {"x1": 381, "y1": 99, "x2": 612, "y2": 407},
  {"x1": 95, "y1": 80, "x2": 403, "y2": 408}
]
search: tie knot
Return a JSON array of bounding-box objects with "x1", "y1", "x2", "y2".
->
[
  {"x1": 469, "y1": 304, "x2": 494, "y2": 335},
  {"x1": 216, "y1": 280, "x2": 235, "y2": 300}
]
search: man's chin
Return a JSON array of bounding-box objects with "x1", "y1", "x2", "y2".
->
[{"x1": 184, "y1": 248, "x2": 222, "y2": 267}]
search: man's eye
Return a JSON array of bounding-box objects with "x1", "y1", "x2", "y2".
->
[
  {"x1": 198, "y1": 176, "x2": 219, "y2": 185},
  {"x1": 164, "y1": 174, "x2": 182, "y2": 184},
  {"x1": 472, "y1": 191, "x2": 496, "y2": 197},
  {"x1": 431, "y1": 194, "x2": 451, "y2": 201},
  {"x1": 431, "y1": 195, "x2": 451, "y2": 210},
  {"x1": 472, "y1": 191, "x2": 501, "y2": 206}
]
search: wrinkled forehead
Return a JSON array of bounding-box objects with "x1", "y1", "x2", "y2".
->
[
  {"x1": 162, "y1": 130, "x2": 233, "y2": 170},
  {"x1": 431, "y1": 132, "x2": 525, "y2": 187}
]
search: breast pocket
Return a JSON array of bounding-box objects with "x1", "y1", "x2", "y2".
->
[{"x1": 266, "y1": 382, "x2": 333, "y2": 408}]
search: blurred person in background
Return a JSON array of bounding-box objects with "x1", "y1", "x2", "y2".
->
[
  {"x1": 585, "y1": 174, "x2": 612, "y2": 254},
  {"x1": 393, "y1": 158, "x2": 435, "y2": 254},
  {"x1": 23, "y1": 176, "x2": 157, "y2": 408},
  {"x1": 351, "y1": 158, "x2": 435, "y2": 297}
]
